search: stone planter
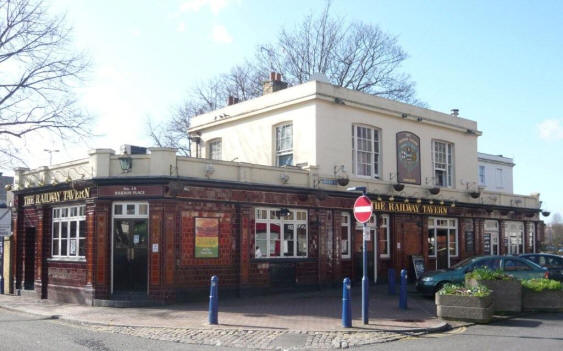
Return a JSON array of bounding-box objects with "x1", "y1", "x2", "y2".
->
[
  {"x1": 522, "y1": 289, "x2": 563, "y2": 312},
  {"x1": 436, "y1": 294, "x2": 494, "y2": 323},
  {"x1": 466, "y1": 278, "x2": 522, "y2": 313}
]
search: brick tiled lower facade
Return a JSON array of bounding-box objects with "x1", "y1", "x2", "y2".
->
[{"x1": 11, "y1": 178, "x2": 544, "y2": 305}]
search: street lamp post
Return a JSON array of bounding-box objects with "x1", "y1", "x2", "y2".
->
[
  {"x1": 348, "y1": 186, "x2": 370, "y2": 325},
  {"x1": 44, "y1": 149, "x2": 59, "y2": 166}
]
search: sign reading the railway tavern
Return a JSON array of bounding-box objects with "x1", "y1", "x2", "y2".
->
[
  {"x1": 23, "y1": 188, "x2": 91, "y2": 206},
  {"x1": 373, "y1": 201, "x2": 448, "y2": 215}
]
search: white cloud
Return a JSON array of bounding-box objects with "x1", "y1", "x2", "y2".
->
[
  {"x1": 180, "y1": 0, "x2": 230, "y2": 15},
  {"x1": 177, "y1": 22, "x2": 186, "y2": 32},
  {"x1": 212, "y1": 25, "x2": 232, "y2": 43},
  {"x1": 537, "y1": 119, "x2": 563, "y2": 141}
]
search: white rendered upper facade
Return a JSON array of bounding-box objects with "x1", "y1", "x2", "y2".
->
[
  {"x1": 477, "y1": 152, "x2": 514, "y2": 194},
  {"x1": 189, "y1": 78, "x2": 481, "y2": 193}
]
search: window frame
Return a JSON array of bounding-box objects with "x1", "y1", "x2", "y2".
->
[
  {"x1": 496, "y1": 168, "x2": 504, "y2": 189},
  {"x1": 432, "y1": 139, "x2": 454, "y2": 188},
  {"x1": 479, "y1": 165, "x2": 486, "y2": 185},
  {"x1": 51, "y1": 204, "x2": 86, "y2": 260},
  {"x1": 380, "y1": 214, "x2": 390, "y2": 258},
  {"x1": 341, "y1": 212, "x2": 351, "y2": 259},
  {"x1": 207, "y1": 138, "x2": 222, "y2": 160},
  {"x1": 352, "y1": 124, "x2": 381, "y2": 179},
  {"x1": 527, "y1": 223, "x2": 536, "y2": 253},
  {"x1": 427, "y1": 217, "x2": 458, "y2": 257},
  {"x1": 254, "y1": 207, "x2": 308, "y2": 258},
  {"x1": 275, "y1": 123, "x2": 293, "y2": 167}
]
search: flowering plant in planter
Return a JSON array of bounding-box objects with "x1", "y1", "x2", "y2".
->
[
  {"x1": 465, "y1": 268, "x2": 521, "y2": 313},
  {"x1": 521, "y1": 279, "x2": 563, "y2": 312},
  {"x1": 436, "y1": 283, "x2": 494, "y2": 323},
  {"x1": 438, "y1": 283, "x2": 491, "y2": 297}
]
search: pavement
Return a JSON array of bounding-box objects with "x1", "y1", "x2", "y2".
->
[{"x1": 0, "y1": 285, "x2": 449, "y2": 350}]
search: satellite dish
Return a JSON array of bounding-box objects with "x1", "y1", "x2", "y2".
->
[{"x1": 310, "y1": 72, "x2": 330, "y2": 83}]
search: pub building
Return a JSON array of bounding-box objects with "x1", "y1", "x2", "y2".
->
[{"x1": 7, "y1": 77, "x2": 545, "y2": 305}]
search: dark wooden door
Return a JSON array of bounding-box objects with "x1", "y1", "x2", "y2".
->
[{"x1": 113, "y1": 219, "x2": 148, "y2": 293}]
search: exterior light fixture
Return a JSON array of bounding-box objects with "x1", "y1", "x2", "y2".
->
[
  {"x1": 440, "y1": 200, "x2": 444, "y2": 205},
  {"x1": 389, "y1": 196, "x2": 395, "y2": 202},
  {"x1": 377, "y1": 196, "x2": 382, "y2": 201},
  {"x1": 429, "y1": 200, "x2": 434, "y2": 205},
  {"x1": 451, "y1": 202, "x2": 456, "y2": 208},
  {"x1": 416, "y1": 198, "x2": 422, "y2": 204},
  {"x1": 118, "y1": 155, "x2": 133, "y2": 173},
  {"x1": 404, "y1": 198, "x2": 409, "y2": 204},
  {"x1": 278, "y1": 208, "x2": 291, "y2": 217}
]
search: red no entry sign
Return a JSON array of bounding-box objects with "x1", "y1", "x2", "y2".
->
[{"x1": 353, "y1": 195, "x2": 373, "y2": 223}]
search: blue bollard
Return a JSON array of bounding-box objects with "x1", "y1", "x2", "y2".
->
[
  {"x1": 209, "y1": 275, "x2": 219, "y2": 324},
  {"x1": 388, "y1": 268, "x2": 396, "y2": 295},
  {"x1": 342, "y1": 277, "x2": 352, "y2": 328},
  {"x1": 399, "y1": 269, "x2": 408, "y2": 309}
]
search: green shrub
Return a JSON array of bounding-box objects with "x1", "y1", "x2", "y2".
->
[
  {"x1": 465, "y1": 267, "x2": 512, "y2": 281},
  {"x1": 521, "y1": 278, "x2": 562, "y2": 292},
  {"x1": 438, "y1": 283, "x2": 491, "y2": 297}
]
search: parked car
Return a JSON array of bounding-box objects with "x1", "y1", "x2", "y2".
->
[
  {"x1": 416, "y1": 255, "x2": 548, "y2": 296},
  {"x1": 520, "y1": 253, "x2": 563, "y2": 281}
]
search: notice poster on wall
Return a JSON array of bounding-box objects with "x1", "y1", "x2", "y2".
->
[{"x1": 195, "y1": 218, "x2": 219, "y2": 258}]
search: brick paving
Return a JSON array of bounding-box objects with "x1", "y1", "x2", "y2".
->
[{"x1": 0, "y1": 286, "x2": 447, "y2": 350}]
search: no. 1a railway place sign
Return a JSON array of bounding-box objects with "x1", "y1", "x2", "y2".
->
[{"x1": 353, "y1": 195, "x2": 373, "y2": 223}]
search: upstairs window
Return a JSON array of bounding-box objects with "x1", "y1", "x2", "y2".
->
[
  {"x1": 496, "y1": 168, "x2": 504, "y2": 189},
  {"x1": 275, "y1": 123, "x2": 293, "y2": 166},
  {"x1": 432, "y1": 140, "x2": 454, "y2": 187},
  {"x1": 208, "y1": 139, "x2": 222, "y2": 160},
  {"x1": 352, "y1": 125, "x2": 381, "y2": 178},
  {"x1": 479, "y1": 165, "x2": 486, "y2": 185}
]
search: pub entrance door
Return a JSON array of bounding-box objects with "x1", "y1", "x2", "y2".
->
[
  {"x1": 436, "y1": 228, "x2": 449, "y2": 269},
  {"x1": 23, "y1": 227, "x2": 36, "y2": 290},
  {"x1": 112, "y1": 203, "x2": 149, "y2": 295}
]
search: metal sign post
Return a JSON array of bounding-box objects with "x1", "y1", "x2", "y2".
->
[{"x1": 351, "y1": 189, "x2": 373, "y2": 325}]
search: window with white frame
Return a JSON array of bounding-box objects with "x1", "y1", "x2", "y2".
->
[
  {"x1": 427, "y1": 217, "x2": 458, "y2": 257},
  {"x1": 255, "y1": 208, "x2": 307, "y2": 258},
  {"x1": 432, "y1": 140, "x2": 454, "y2": 187},
  {"x1": 479, "y1": 165, "x2": 486, "y2": 185},
  {"x1": 341, "y1": 212, "x2": 351, "y2": 259},
  {"x1": 52, "y1": 205, "x2": 86, "y2": 258},
  {"x1": 527, "y1": 223, "x2": 536, "y2": 253},
  {"x1": 496, "y1": 168, "x2": 503, "y2": 189},
  {"x1": 380, "y1": 215, "x2": 390, "y2": 258},
  {"x1": 352, "y1": 125, "x2": 381, "y2": 178},
  {"x1": 275, "y1": 123, "x2": 293, "y2": 166},
  {"x1": 208, "y1": 139, "x2": 222, "y2": 160}
]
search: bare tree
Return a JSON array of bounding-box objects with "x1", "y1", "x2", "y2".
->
[
  {"x1": 257, "y1": 3, "x2": 420, "y2": 103},
  {"x1": 0, "y1": 0, "x2": 90, "y2": 168},
  {"x1": 148, "y1": 63, "x2": 263, "y2": 155},
  {"x1": 150, "y1": 1, "x2": 423, "y2": 150}
]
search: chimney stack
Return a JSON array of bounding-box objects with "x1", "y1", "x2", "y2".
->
[
  {"x1": 451, "y1": 109, "x2": 459, "y2": 117},
  {"x1": 263, "y1": 71, "x2": 288, "y2": 95}
]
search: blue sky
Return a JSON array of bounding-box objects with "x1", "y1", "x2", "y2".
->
[{"x1": 29, "y1": 0, "x2": 562, "y2": 220}]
